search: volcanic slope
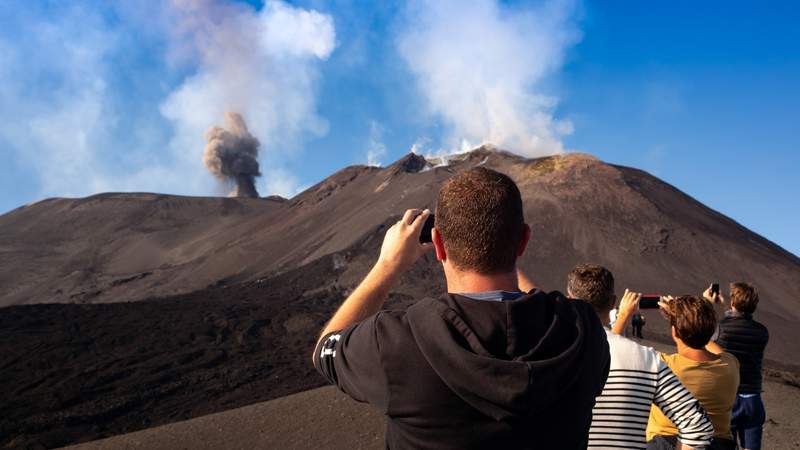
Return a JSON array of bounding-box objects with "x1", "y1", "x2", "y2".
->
[
  {"x1": 3, "y1": 147, "x2": 800, "y2": 448},
  {"x1": 1, "y1": 147, "x2": 798, "y2": 358}
]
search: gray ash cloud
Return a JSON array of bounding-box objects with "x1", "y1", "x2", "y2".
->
[{"x1": 203, "y1": 112, "x2": 260, "y2": 198}]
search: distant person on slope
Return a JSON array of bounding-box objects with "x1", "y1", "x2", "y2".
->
[
  {"x1": 647, "y1": 296, "x2": 739, "y2": 450},
  {"x1": 632, "y1": 312, "x2": 646, "y2": 338},
  {"x1": 565, "y1": 264, "x2": 713, "y2": 450},
  {"x1": 312, "y1": 167, "x2": 610, "y2": 449},
  {"x1": 704, "y1": 283, "x2": 769, "y2": 450}
]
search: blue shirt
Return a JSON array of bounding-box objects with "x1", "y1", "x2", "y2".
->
[{"x1": 458, "y1": 290, "x2": 525, "y2": 302}]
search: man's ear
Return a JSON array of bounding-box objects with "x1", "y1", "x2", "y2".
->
[
  {"x1": 518, "y1": 224, "x2": 531, "y2": 256},
  {"x1": 671, "y1": 325, "x2": 678, "y2": 341},
  {"x1": 432, "y1": 228, "x2": 447, "y2": 262}
]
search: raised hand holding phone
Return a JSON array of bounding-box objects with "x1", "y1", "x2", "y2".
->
[
  {"x1": 703, "y1": 283, "x2": 725, "y2": 304},
  {"x1": 379, "y1": 209, "x2": 434, "y2": 273},
  {"x1": 611, "y1": 289, "x2": 641, "y2": 335}
]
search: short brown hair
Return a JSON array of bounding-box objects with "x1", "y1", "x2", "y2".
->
[
  {"x1": 436, "y1": 167, "x2": 524, "y2": 274},
  {"x1": 567, "y1": 264, "x2": 616, "y2": 313},
  {"x1": 666, "y1": 296, "x2": 717, "y2": 349},
  {"x1": 730, "y1": 282, "x2": 759, "y2": 314}
]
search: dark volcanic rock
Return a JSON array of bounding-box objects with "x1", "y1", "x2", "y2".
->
[
  {"x1": 1, "y1": 148, "x2": 799, "y2": 448},
  {"x1": 0, "y1": 222, "x2": 437, "y2": 449},
  {"x1": 390, "y1": 152, "x2": 428, "y2": 174}
]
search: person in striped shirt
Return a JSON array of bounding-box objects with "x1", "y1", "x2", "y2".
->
[{"x1": 566, "y1": 264, "x2": 714, "y2": 449}]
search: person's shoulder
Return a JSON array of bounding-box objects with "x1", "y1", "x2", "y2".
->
[
  {"x1": 536, "y1": 289, "x2": 568, "y2": 303},
  {"x1": 406, "y1": 295, "x2": 452, "y2": 318},
  {"x1": 369, "y1": 309, "x2": 420, "y2": 355},
  {"x1": 556, "y1": 291, "x2": 607, "y2": 331},
  {"x1": 658, "y1": 351, "x2": 680, "y2": 367},
  {"x1": 716, "y1": 352, "x2": 741, "y2": 386},
  {"x1": 374, "y1": 308, "x2": 412, "y2": 329},
  {"x1": 548, "y1": 289, "x2": 591, "y2": 314},
  {"x1": 606, "y1": 331, "x2": 661, "y2": 370},
  {"x1": 719, "y1": 351, "x2": 740, "y2": 368},
  {"x1": 338, "y1": 309, "x2": 411, "y2": 341},
  {"x1": 721, "y1": 314, "x2": 764, "y2": 330},
  {"x1": 387, "y1": 296, "x2": 456, "y2": 332},
  {"x1": 752, "y1": 318, "x2": 769, "y2": 334}
]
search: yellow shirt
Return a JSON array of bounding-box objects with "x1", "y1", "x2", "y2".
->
[{"x1": 647, "y1": 352, "x2": 739, "y2": 441}]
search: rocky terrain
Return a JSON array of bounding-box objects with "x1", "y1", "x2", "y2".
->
[
  {"x1": 62, "y1": 358, "x2": 800, "y2": 450},
  {"x1": 1, "y1": 147, "x2": 798, "y2": 448}
]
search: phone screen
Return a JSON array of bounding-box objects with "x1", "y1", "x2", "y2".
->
[
  {"x1": 419, "y1": 214, "x2": 435, "y2": 244},
  {"x1": 639, "y1": 295, "x2": 661, "y2": 309}
]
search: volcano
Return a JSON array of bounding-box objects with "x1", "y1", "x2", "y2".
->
[{"x1": 1, "y1": 147, "x2": 798, "y2": 448}]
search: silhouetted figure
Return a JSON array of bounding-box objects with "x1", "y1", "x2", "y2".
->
[{"x1": 632, "y1": 313, "x2": 645, "y2": 338}]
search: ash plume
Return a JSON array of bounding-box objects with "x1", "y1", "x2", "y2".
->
[{"x1": 203, "y1": 112, "x2": 261, "y2": 198}]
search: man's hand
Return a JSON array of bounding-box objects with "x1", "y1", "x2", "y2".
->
[
  {"x1": 702, "y1": 285, "x2": 725, "y2": 304},
  {"x1": 658, "y1": 295, "x2": 675, "y2": 317},
  {"x1": 618, "y1": 289, "x2": 641, "y2": 321},
  {"x1": 611, "y1": 289, "x2": 641, "y2": 335},
  {"x1": 378, "y1": 209, "x2": 434, "y2": 273}
]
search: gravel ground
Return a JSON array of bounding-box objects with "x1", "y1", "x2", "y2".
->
[{"x1": 63, "y1": 339, "x2": 800, "y2": 450}]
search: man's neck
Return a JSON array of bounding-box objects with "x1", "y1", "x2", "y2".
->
[
  {"x1": 445, "y1": 267, "x2": 520, "y2": 293},
  {"x1": 676, "y1": 341, "x2": 719, "y2": 362}
]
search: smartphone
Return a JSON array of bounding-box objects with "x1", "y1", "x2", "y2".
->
[
  {"x1": 710, "y1": 283, "x2": 720, "y2": 297},
  {"x1": 419, "y1": 213, "x2": 435, "y2": 244},
  {"x1": 639, "y1": 295, "x2": 661, "y2": 309}
]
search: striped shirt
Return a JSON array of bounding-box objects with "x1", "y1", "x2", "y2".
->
[{"x1": 588, "y1": 329, "x2": 713, "y2": 449}]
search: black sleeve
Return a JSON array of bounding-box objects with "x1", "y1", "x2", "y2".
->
[{"x1": 313, "y1": 313, "x2": 388, "y2": 411}]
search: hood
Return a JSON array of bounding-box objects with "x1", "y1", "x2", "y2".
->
[{"x1": 406, "y1": 290, "x2": 608, "y2": 421}]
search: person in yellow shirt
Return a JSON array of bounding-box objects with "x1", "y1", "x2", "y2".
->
[{"x1": 647, "y1": 295, "x2": 739, "y2": 450}]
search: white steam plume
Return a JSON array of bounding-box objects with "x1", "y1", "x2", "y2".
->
[
  {"x1": 366, "y1": 120, "x2": 387, "y2": 167},
  {"x1": 397, "y1": 0, "x2": 580, "y2": 156}
]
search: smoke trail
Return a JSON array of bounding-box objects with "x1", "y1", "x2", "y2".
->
[{"x1": 203, "y1": 112, "x2": 260, "y2": 198}]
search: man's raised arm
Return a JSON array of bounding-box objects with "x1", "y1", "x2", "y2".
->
[
  {"x1": 701, "y1": 285, "x2": 725, "y2": 355},
  {"x1": 611, "y1": 289, "x2": 641, "y2": 335},
  {"x1": 312, "y1": 209, "x2": 433, "y2": 365}
]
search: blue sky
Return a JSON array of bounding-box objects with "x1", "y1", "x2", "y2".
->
[{"x1": 0, "y1": 0, "x2": 798, "y2": 256}]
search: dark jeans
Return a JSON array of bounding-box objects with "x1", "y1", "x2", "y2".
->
[
  {"x1": 647, "y1": 435, "x2": 735, "y2": 450},
  {"x1": 732, "y1": 393, "x2": 766, "y2": 450}
]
